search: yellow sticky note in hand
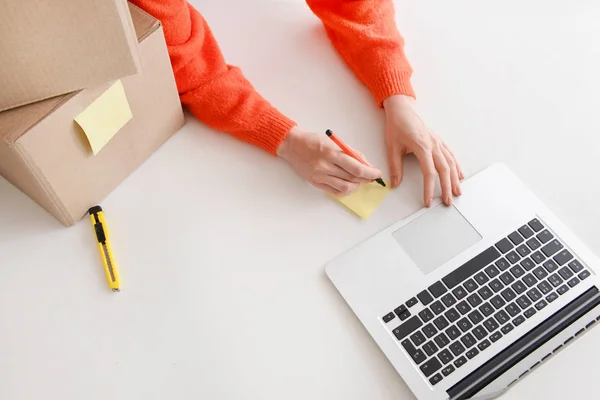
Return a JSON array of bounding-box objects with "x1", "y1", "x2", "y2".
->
[
  {"x1": 330, "y1": 181, "x2": 391, "y2": 219},
  {"x1": 75, "y1": 80, "x2": 132, "y2": 154}
]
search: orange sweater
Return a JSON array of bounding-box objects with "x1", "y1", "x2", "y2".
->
[{"x1": 130, "y1": 0, "x2": 415, "y2": 155}]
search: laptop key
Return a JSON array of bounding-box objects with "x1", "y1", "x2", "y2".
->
[
  {"x1": 457, "y1": 318, "x2": 473, "y2": 332},
  {"x1": 579, "y1": 270, "x2": 591, "y2": 281},
  {"x1": 520, "y1": 257, "x2": 536, "y2": 271},
  {"x1": 478, "y1": 286, "x2": 494, "y2": 300},
  {"x1": 516, "y1": 244, "x2": 531, "y2": 257},
  {"x1": 467, "y1": 293, "x2": 483, "y2": 308},
  {"x1": 393, "y1": 316, "x2": 423, "y2": 340},
  {"x1": 508, "y1": 231, "x2": 524, "y2": 245},
  {"x1": 466, "y1": 348, "x2": 479, "y2": 359},
  {"x1": 569, "y1": 260, "x2": 584, "y2": 273},
  {"x1": 527, "y1": 288, "x2": 542, "y2": 302},
  {"x1": 510, "y1": 265, "x2": 525, "y2": 278},
  {"x1": 383, "y1": 312, "x2": 396, "y2": 323},
  {"x1": 406, "y1": 297, "x2": 418, "y2": 308},
  {"x1": 542, "y1": 240, "x2": 563, "y2": 257},
  {"x1": 434, "y1": 332, "x2": 450, "y2": 348},
  {"x1": 568, "y1": 277, "x2": 580, "y2": 288},
  {"x1": 501, "y1": 287, "x2": 516, "y2": 302},
  {"x1": 411, "y1": 331, "x2": 426, "y2": 346},
  {"x1": 533, "y1": 266, "x2": 548, "y2": 280},
  {"x1": 496, "y1": 238, "x2": 514, "y2": 253},
  {"x1": 524, "y1": 308, "x2": 537, "y2": 318},
  {"x1": 423, "y1": 323, "x2": 438, "y2": 338},
  {"x1": 433, "y1": 316, "x2": 450, "y2": 330},
  {"x1": 494, "y1": 310, "x2": 510, "y2": 325},
  {"x1": 422, "y1": 341, "x2": 438, "y2": 356},
  {"x1": 456, "y1": 301, "x2": 472, "y2": 315},
  {"x1": 490, "y1": 295, "x2": 506, "y2": 309},
  {"x1": 442, "y1": 364, "x2": 455, "y2": 377},
  {"x1": 548, "y1": 273, "x2": 563, "y2": 287},
  {"x1": 484, "y1": 318, "x2": 499, "y2": 332},
  {"x1": 478, "y1": 339, "x2": 491, "y2": 351},
  {"x1": 438, "y1": 349, "x2": 454, "y2": 364},
  {"x1": 464, "y1": 279, "x2": 478, "y2": 293},
  {"x1": 468, "y1": 310, "x2": 484, "y2": 325},
  {"x1": 537, "y1": 230, "x2": 553, "y2": 244},
  {"x1": 511, "y1": 280, "x2": 527, "y2": 294},
  {"x1": 523, "y1": 273, "x2": 538, "y2": 287},
  {"x1": 446, "y1": 325, "x2": 462, "y2": 340},
  {"x1": 554, "y1": 250, "x2": 573, "y2": 266},
  {"x1": 454, "y1": 356, "x2": 467, "y2": 368},
  {"x1": 507, "y1": 251, "x2": 521, "y2": 264},
  {"x1": 501, "y1": 323, "x2": 514, "y2": 335},
  {"x1": 479, "y1": 302, "x2": 495, "y2": 317},
  {"x1": 474, "y1": 271, "x2": 490, "y2": 285},
  {"x1": 556, "y1": 285, "x2": 569, "y2": 295},
  {"x1": 461, "y1": 332, "x2": 477, "y2": 348},
  {"x1": 558, "y1": 266, "x2": 573, "y2": 280},
  {"x1": 531, "y1": 251, "x2": 546, "y2": 264},
  {"x1": 420, "y1": 357, "x2": 442, "y2": 377},
  {"x1": 543, "y1": 260, "x2": 559, "y2": 273},
  {"x1": 401, "y1": 339, "x2": 427, "y2": 364},
  {"x1": 441, "y1": 293, "x2": 457, "y2": 307},
  {"x1": 489, "y1": 279, "x2": 504, "y2": 293},
  {"x1": 513, "y1": 315, "x2": 526, "y2": 326},
  {"x1": 518, "y1": 225, "x2": 534, "y2": 239},
  {"x1": 535, "y1": 300, "x2": 548, "y2": 311},
  {"x1": 430, "y1": 300, "x2": 446, "y2": 315},
  {"x1": 450, "y1": 341, "x2": 466, "y2": 356},
  {"x1": 429, "y1": 282, "x2": 448, "y2": 298},
  {"x1": 429, "y1": 373, "x2": 443, "y2": 386},
  {"x1": 452, "y1": 286, "x2": 468, "y2": 300},
  {"x1": 417, "y1": 290, "x2": 434, "y2": 306},
  {"x1": 496, "y1": 258, "x2": 510, "y2": 271},
  {"x1": 500, "y1": 272, "x2": 515, "y2": 285},
  {"x1": 517, "y1": 295, "x2": 532, "y2": 310},
  {"x1": 419, "y1": 308, "x2": 435, "y2": 322},
  {"x1": 537, "y1": 281, "x2": 552, "y2": 295},
  {"x1": 472, "y1": 325, "x2": 487, "y2": 340},
  {"x1": 489, "y1": 331, "x2": 503, "y2": 342},
  {"x1": 445, "y1": 308, "x2": 461, "y2": 323},
  {"x1": 526, "y1": 237, "x2": 541, "y2": 251},
  {"x1": 545, "y1": 292, "x2": 558, "y2": 303},
  {"x1": 485, "y1": 265, "x2": 500, "y2": 278},
  {"x1": 506, "y1": 302, "x2": 520, "y2": 317},
  {"x1": 442, "y1": 247, "x2": 501, "y2": 289},
  {"x1": 528, "y1": 218, "x2": 544, "y2": 232}
]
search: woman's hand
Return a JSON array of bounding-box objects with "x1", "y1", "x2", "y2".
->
[
  {"x1": 277, "y1": 127, "x2": 382, "y2": 195},
  {"x1": 383, "y1": 94, "x2": 464, "y2": 207}
]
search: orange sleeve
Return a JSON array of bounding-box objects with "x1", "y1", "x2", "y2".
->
[
  {"x1": 306, "y1": 0, "x2": 415, "y2": 106},
  {"x1": 130, "y1": 0, "x2": 296, "y2": 155}
]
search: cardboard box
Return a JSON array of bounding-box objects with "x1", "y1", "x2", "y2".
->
[
  {"x1": 0, "y1": 3, "x2": 185, "y2": 226},
  {"x1": 0, "y1": 0, "x2": 141, "y2": 111}
]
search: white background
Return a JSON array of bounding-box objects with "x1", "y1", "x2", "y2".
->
[{"x1": 1, "y1": 0, "x2": 599, "y2": 399}]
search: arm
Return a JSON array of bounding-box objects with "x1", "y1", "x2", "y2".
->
[
  {"x1": 305, "y1": 0, "x2": 415, "y2": 106},
  {"x1": 130, "y1": 0, "x2": 296, "y2": 155}
]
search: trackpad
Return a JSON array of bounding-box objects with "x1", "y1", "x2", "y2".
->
[{"x1": 392, "y1": 204, "x2": 482, "y2": 275}]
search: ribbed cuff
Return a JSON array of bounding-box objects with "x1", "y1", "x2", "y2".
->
[
  {"x1": 367, "y1": 69, "x2": 416, "y2": 107},
  {"x1": 253, "y1": 108, "x2": 297, "y2": 155}
]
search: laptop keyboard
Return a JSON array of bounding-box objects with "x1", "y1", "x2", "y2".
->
[{"x1": 382, "y1": 218, "x2": 593, "y2": 387}]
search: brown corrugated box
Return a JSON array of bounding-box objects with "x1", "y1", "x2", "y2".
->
[
  {"x1": 0, "y1": 3, "x2": 185, "y2": 226},
  {"x1": 0, "y1": 0, "x2": 141, "y2": 112}
]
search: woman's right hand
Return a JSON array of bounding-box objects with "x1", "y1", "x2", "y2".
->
[{"x1": 276, "y1": 127, "x2": 382, "y2": 195}]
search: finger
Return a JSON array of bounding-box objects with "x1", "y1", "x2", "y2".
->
[
  {"x1": 311, "y1": 182, "x2": 343, "y2": 196},
  {"x1": 323, "y1": 163, "x2": 373, "y2": 183},
  {"x1": 387, "y1": 143, "x2": 405, "y2": 188},
  {"x1": 440, "y1": 145, "x2": 461, "y2": 196},
  {"x1": 432, "y1": 147, "x2": 452, "y2": 206},
  {"x1": 314, "y1": 174, "x2": 360, "y2": 195},
  {"x1": 443, "y1": 143, "x2": 464, "y2": 180},
  {"x1": 414, "y1": 149, "x2": 436, "y2": 207},
  {"x1": 332, "y1": 151, "x2": 382, "y2": 181}
]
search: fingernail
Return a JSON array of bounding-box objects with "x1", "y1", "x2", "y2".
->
[
  {"x1": 426, "y1": 198, "x2": 432, "y2": 207},
  {"x1": 457, "y1": 186, "x2": 462, "y2": 196},
  {"x1": 446, "y1": 196, "x2": 452, "y2": 205},
  {"x1": 392, "y1": 176, "x2": 399, "y2": 187}
]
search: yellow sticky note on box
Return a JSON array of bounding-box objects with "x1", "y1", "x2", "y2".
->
[
  {"x1": 75, "y1": 80, "x2": 132, "y2": 154},
  {"x1": 330, "y1": 181, "x2": 391, "y2": 219}
]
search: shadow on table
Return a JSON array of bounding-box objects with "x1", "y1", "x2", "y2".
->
[{"x1": 0, "y1": 178, "x2": 62, "y2": 243}]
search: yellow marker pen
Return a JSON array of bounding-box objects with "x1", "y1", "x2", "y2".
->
[{"x1": 89, "y1": 206, "x2": 120, "y2": 292}]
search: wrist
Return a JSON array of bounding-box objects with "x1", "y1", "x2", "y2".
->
[
  {"x1": 276, "y1": 126, "x2": 301, "y2": 159},
  {"x1": 382, "y1": 94, "x2": 415, "y2": 112}
]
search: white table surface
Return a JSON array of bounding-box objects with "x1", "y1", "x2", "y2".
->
[{"x1": 2, "y1": 1, "x2": 600, "y2": 399}]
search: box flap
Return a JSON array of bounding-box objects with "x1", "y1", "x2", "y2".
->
[{"x1": 0, "y1": 2, "x2": 161, "y2": 146}]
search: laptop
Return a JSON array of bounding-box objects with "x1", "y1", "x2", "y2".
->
[{"x1": 325, "y1": 163, "x2": 600, "y2": 400}]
